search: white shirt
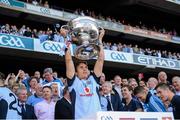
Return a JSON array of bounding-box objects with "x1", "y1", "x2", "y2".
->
[
  {"x1": 34, "y1": 99, "x2": 55, "y2": 120},
  {"x1": 114, "y1": 85, "x2": 123, "y2": 100}
]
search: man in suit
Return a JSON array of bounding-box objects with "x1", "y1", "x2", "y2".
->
[
  {"x1": 102, "y1": 81, "x2": 123, "y2": 111},
  {"x1": 55, "y1": 86, "x2": 74, "y2": 119},
  {"x1": 17, "y1": 87, "x2": 37, "y2": 119},
  {"x1": 112, "y1": 75, "x2": 123, "y2": 101}
]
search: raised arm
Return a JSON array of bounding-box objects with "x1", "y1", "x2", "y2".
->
[
  {"x1": 62, "y1": 27, "x2": 75, "y2": 79},
  {"x1": 65, "y1": 46, "x2": 75, "y2": 79},
  {"x1": 4, "y1": 73, "x2": 11, "y2": 86},
  {"x1": 94, "y1": 29, "x2": 105, "y2": 77}
]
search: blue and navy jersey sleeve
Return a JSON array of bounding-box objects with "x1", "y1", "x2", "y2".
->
[
  {"x1": 91, "y1": 72, "x2": 100, "y2": 85},
  {"x1": 149, "y1": 95, "x2": 166, "y2": 112},
  {"x1": 67, "y1": 75, "x2": 76, "y2": 87}
]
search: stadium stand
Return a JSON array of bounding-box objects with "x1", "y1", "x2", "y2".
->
[{"x1": 0, "y1": 0, "x2": 180, "y2": 119}]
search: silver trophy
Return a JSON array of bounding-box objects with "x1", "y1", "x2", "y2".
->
[{"x1": 61, "y1": 16, "x2": 103, "y2": 60}]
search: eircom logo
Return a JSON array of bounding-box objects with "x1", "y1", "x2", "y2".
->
[
  {"x1": 101, "y1": 116, "x2": 113, "y2": 120},
  {"x1": 0, "y1": 35, "x2": 25, "y2": 48}
]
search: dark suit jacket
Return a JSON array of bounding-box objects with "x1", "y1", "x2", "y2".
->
[
  {"x1": 22, "y1": 104, "x2": 37, "y2": 119},
  {"x1": 55, "y1": 97, "x2": 74, "y2": 119},
  {"x1": 107, "y1": 93, "x2": 123, "y2": 111},
  {"x1": 0, "y1": 99, "x2": 8, "y2": 119}
]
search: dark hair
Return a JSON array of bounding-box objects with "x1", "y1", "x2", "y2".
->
[
  {"x1": 43, "y1": 86, "x2": 52, "y2": 91},
  {"x1": 155, "y1": 83, "x2": 170, "y2": 90},
  {"x1": 28, "y1": 76, "x2": 38, "y2": 86},
  {"x1": 74, "y1": 60, "x2": 88, "y2": 71},
  {"x1": 0, "y1": 72, "x2": 5, "y2": 81},
  {"x1": 99, "y1": 87, "x2": 103, "y2": 92},
  {"x1": 139, "y1": 80, "x2": 147, "y2": 86},
  {"x1": 133, "y1": 86, "x2": 145, "y2": 95},
  {"x1": 122, "y1": 85, "x2": 133, "y2": 91},
  {"x1": 155, "y1": 83, "x2": 176, "y2": 93},
  {"x1": 63, "y1": 86, "x2": 69, "y2": 96}
]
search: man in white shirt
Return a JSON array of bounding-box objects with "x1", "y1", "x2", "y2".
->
[
  {"x1": 34, "y1": 86, "x2": 55, "y2": 120},
  {"x1": 113, "y1": 75, "x2": 123, "y2": 100}
]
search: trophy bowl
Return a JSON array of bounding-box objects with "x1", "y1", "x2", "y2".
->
[{"x1": 62, "y1": 16, "x2": 103, "y2": 60}]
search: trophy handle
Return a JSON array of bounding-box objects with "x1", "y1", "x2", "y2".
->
[
  {"x1": 98, "y1": 26, "x2": 104, "y2": 38},
  {"x1": 60, "y1": 25, "x2": 70, "y2": 31}
]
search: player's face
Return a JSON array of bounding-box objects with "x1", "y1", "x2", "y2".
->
[
  {"x1": 77, "y1": 63, "x2": 89, "y2": 80},
  {"x1": 136, "y1": 92, "x2": 146, "y2": 102},
  {"x1": 122, "y1": 87, "x2": 131, "y2": 99},
  {"x1": 156, "y1": 88, "x2": 168, "y2": 102}
]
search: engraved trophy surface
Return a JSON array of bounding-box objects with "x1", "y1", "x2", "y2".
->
[{"x1": 62, "y1": 16, "x2": 103, "y2": 60}]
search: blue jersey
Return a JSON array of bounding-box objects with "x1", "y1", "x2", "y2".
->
[
  {"x1": 0, "y1": 87, "x2": 22, "y2": 119},
  {"x1": 42, "y1": 77, "x2": 63, "y2": 86},
  {"x1": 68, "y1": 72, "x2": 101, "y2": 119},
  {"x1": 26, "y1": 94, "x2": 43, "y2": 106},
  {"x1": 144, "y1": 92, "x2": 166, "y2": 112}
]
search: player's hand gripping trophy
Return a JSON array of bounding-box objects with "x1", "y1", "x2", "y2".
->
[{"x1": 61, "y1": 16, "x2": 104, "y2": 60}]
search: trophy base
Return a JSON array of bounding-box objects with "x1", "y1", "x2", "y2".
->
[{"x1": 74, "y1": 44, "x2": 100, "y2": 60}]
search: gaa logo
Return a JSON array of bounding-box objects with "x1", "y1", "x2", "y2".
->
[
  {"x1": 40, "y1": 7, "x2": 50, "y2": 14},
  {"x1": 0, "y1": 0, "x2": 11, "y2": 6},
  {"x1": 0, "y1": 35, "x2": 25, "y2": 48},
  {"x1": 42, "y1": 41, "x2": 63, "y2": 52},
  {"x1": 101, "y1": 116, "x2": 113, "y2": 120},
  {"x1": 111, "y1": 52, "x2": 127, "y2": 61}
]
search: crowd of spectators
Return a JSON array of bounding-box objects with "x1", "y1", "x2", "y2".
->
[
  {"x1": 0, "y1": 68, "x2": 180, "y2": 119},
  {"x1": 0, "y1": 23, "x2": 180, "y2": 61},
  {"x1": 17, "y1": 0, "x2": 179, "y2": 37},
  {"x1": 103, "y1": 42, "x2": 180, "y2": 60},
  {"x1": 19, "y1": 0, "x2": 50, "y2": 8},
  {"x1": 0, "y1": 1, "x2": 180, "y2": 119},
  {"x1": 74, "y1": 9, "x2": 178, "y2": 36},
  {"x1": 0, "y1": 25, "x2": 180, "y2": 119}
]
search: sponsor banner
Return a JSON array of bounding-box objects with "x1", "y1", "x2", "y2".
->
[
  {"x1": 133, "y1": 54, "x2": 180, "y2": 70},
  {"x1": 125, "y1": 26, "x2": 148, "y2": 36},
  {"x1": 96, "y1": 111, "x2": 174, "y2": 120},
  {"x1": 104, "y1": 50, "x2": 133, "y2": 64},
  {"x1": 0, "y1": 33, "x2": 34, "y2": 50},
  {"x1": 150, "y1": 31, "x2": 171, "y2": 41},
  {"x1": 172, "y1": 36, "x2": 180, "y2": 43},
  {"x1": 0, "y1": 0, "x2": 24, "y2": 8},
  {"x1": 34, "y1": 39, "x2": 73, "y2": 56},
  {"x1": 26, "y1": 4, "x2": 63, "y2": 17},
  {"x1": 124, "y1": 26, "x2": 171, "y2": 41}
]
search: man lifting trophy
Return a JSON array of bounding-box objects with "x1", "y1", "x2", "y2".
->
[
  {"x1": 61, "y1": 16, "x2": 104, "y2": 60},
  {"x1": 63, "y1": 16, "x2": 105, "y2": 119}
]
